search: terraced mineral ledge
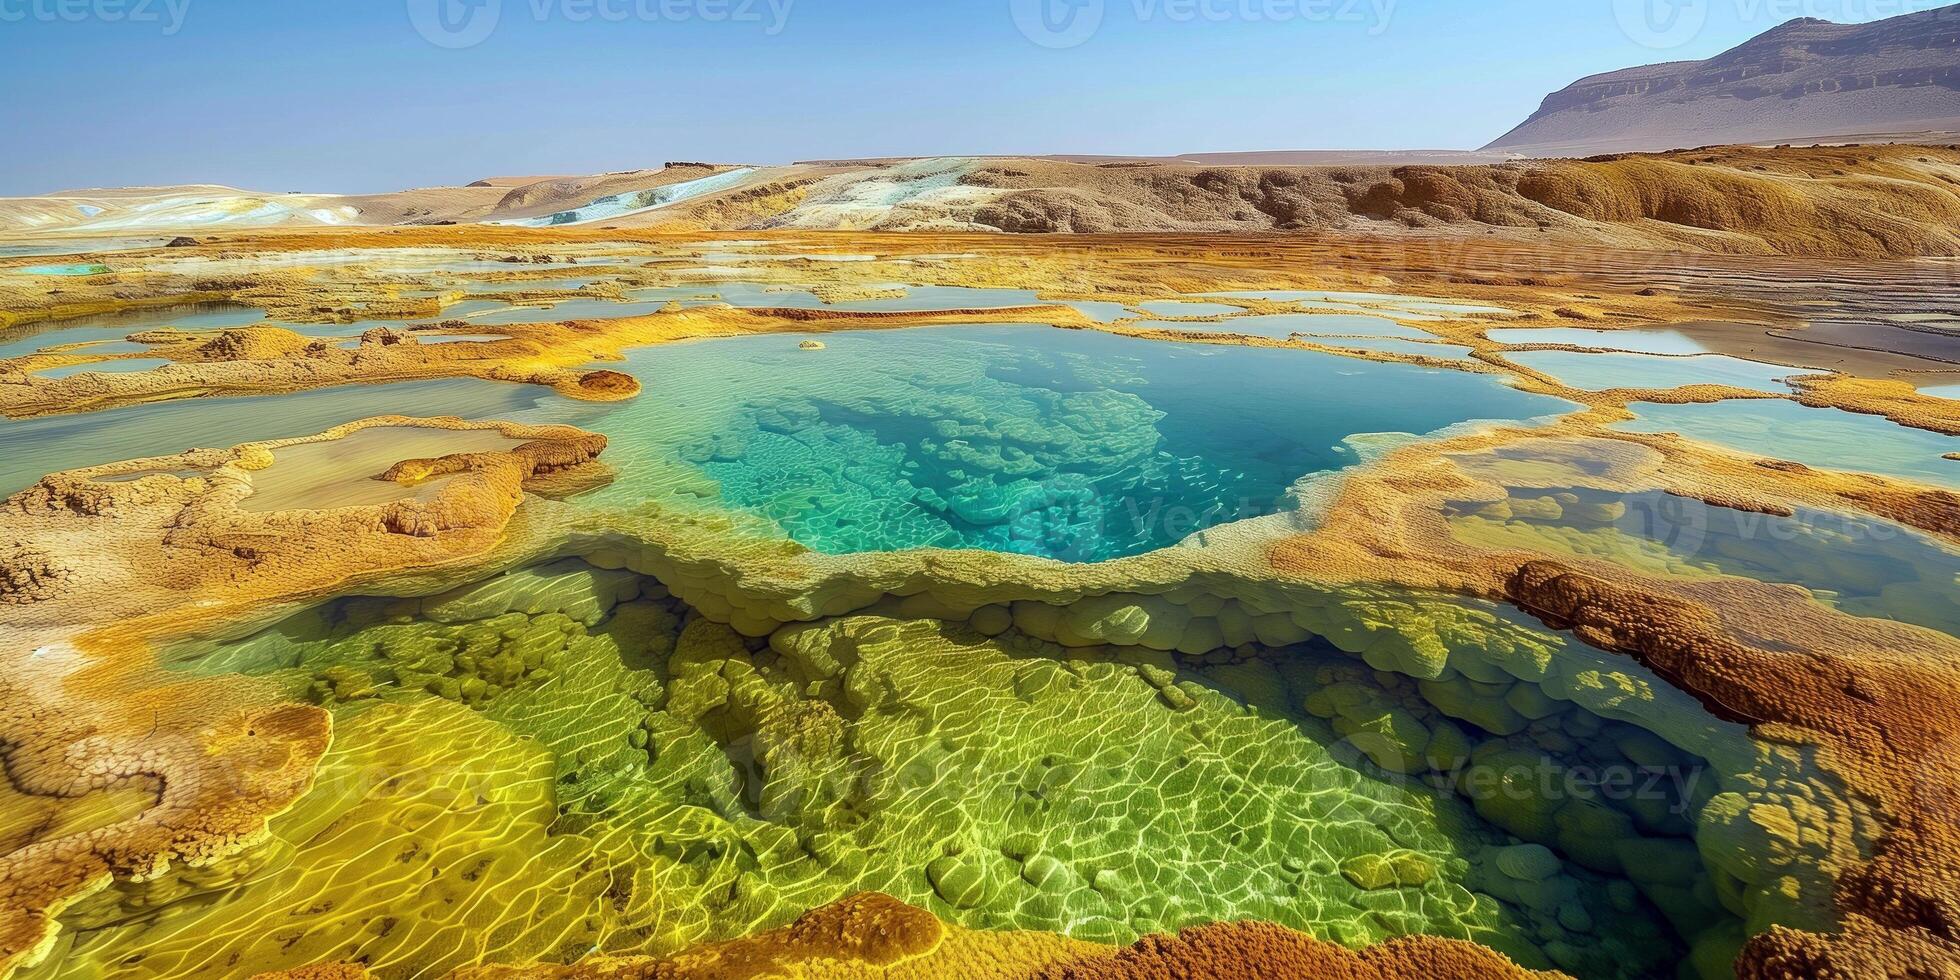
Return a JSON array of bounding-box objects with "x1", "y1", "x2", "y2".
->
[{"x1": 0, "y1": 228, "x2": 1955, "y2": 979}]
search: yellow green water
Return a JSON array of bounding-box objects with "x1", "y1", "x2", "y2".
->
[{"x1": 92, "y1": 557, "x2": 1730, "y2": 980}]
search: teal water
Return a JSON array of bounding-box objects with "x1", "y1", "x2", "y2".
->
[
  {"x1": 33, "y1": 357, "x2": 172, "y2": 380},
  {"x1": 1923, "y1": 384, "x2": 1960, "y2": 401},
  {"x1": 1509, "y1": 351, "x2": 1806, "y2": 393},
  {"x1": 1615, "y1": 399, "x2": 1960, "y2": 489},
  {"x1": 1135, "y1": 312, "x2": 1435, "y2": 341},
  {"x1": 564, "y1": 324, "x2": 1573, "y2": 561},
  {"x1": 0, "y1": 378, "x2": 561, "y2": 494},
  {"x1": 17, "y1": 263, "x2": 110, "y2": 276},
  {"x1": 1488, "y1": 327, "x2": 1710, "y2": 356}
]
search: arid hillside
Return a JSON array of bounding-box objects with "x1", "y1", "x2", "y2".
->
[
  {"x1": 1488, "y1": 7, "x2": 1960, "y2": 156},
  {"x1": 7, "y1": 146, "x2": 1960, "y2": 258},
  {"x1": 663, "y1": 146, "x2": 1960, "y2": 258}
]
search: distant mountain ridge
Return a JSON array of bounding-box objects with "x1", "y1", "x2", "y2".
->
[{"x1": 1487, "y1": 5, "x2": 1960, "y2": 156}]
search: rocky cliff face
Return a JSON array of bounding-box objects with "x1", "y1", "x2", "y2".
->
[{"x1": 1488, "y1": 7, "x2": 1960, "y2": 156}]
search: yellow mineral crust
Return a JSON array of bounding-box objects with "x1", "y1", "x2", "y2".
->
[
  {"x1": 0, "y1": 692, "x2": 330, "y2": 975},
  {"x1": 0, "y1": 417, "x2": 615, "y2": 976},
  {"x1": 252, "y1": 892, "x2": 1558, "y2": 980},
  {"x1": 0, "y1": 416, "x2": 610, "y2": 637}
]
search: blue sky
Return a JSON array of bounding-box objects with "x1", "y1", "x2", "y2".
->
[{"x1": 0, "y1": 0, "x2": 1945, "y2": 194}]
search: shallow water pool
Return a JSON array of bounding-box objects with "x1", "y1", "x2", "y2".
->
[
  {"x1": 0, "y1": 304, "x2": 267, "y2": 361},
  {"x1": 17, "y1": 263, "x2": 111, "y2": 277},
  {"x1": 1487, "y1": 327, "x2": 1711, "y2": 356},
  {"x1": 1450, "y1": 485, "x2": 1960, "y2": 640},
  {"x1": 1508, "y1": 351, "x2": 1807, "y2": 393},
  {"x1": 0, "y1": 377, "x2": 565, "y2": 494},
  {"x1": 33, "y1": 357, "x2": 173, "y2": 380},
  {"x1": 566, "y1": 324, "x2": 1573, "y2": 561},
  {"x1": 1615, "y1": 399, "x2": 1960, "y2": 489}
]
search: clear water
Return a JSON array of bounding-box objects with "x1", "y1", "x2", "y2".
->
[
  {"x1": 33, "y1": 357, "x2": 173, "y2": 380},
  {"x1": 1509, "y1": 351, "x2": 1806, "y2": 393},
  {"x1": 0, "y1": 378, "x2": 560, "y2": 494},
  {"x1": 1615, "y1": 399, "x2": 1960, "y2": 489},
  {"x1": 1488, "y1": 327, "x2": 1711, "y2": 356},
  {"x1": 1922, "y1": 384, "x2": 1960, "y2": 401},
  {"x1": 0, "y1": 304, "x2": 267, "y2": 360},
  {"x1": 1451, "y1": 486, "x2": 1960, "y2": 641},
  {"x1": 560, "y1": 324, "x2": 1573, "y2": 562}
]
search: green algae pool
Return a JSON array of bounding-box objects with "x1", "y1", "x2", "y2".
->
[
  {"x1": 137, "y1": 558, "x2": 1722, "y2": 980},
  {"x1": 548, "y1": 325, "x2": 1574, "y2": 562}
]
